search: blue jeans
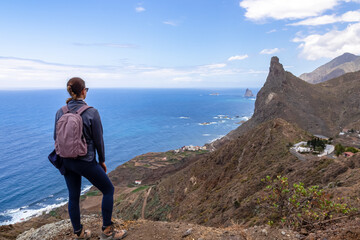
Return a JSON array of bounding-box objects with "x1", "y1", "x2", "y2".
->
[{"x1": 63, "y1": 159, "x2": 114, "y2": 232}]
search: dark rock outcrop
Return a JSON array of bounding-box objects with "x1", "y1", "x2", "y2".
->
[
  {"x1": 244, "y1": 88, "x2": 254, "y2": 97},
  {"x1": 223, "y1": 56, "x2": 360, "y2": 141}
]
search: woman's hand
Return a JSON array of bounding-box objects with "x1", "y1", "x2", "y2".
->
[{"x1": 100, "y1": 162, "x2": 107, "y2": 173}]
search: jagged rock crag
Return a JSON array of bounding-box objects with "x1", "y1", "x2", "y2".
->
[{"x1": 226, "y1": 56, "x2": 360, "y2": 140}]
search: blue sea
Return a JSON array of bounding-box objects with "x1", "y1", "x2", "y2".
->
[{"x1": 0, "y1": 88, "x2": 257, "y2": 225}]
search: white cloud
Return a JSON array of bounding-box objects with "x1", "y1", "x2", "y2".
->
[
  {"x1": 244, "y1": 69, "x2": 268, "y2": 74},
  {"x1": 290, "y1": 10, "x2": 360, "y2": 26},
  {"x1": 135, "y1": 6, "x2": 145, "y2": 12},
  {"x1": 172, "y1": 77, "x2": 202, "y2": 82},
  {"x1": 0, "y1": 57, "x2": 266, "y2": 89},
  {"x1": 267, "y1": 29, "x2": 277, "y2": 33},
  {"x1": 293, "y1": 22, "x2": 360, "y2": 60},
  {"x1": 163, "y1": 21, "x2": 178, "y2": 26},
  {"x1": 201, "y1": 63, "x2": 227, "y2": 69},
  {"x1": 260, "y1": 48, "x2": 280, "y2": 54},
  {"x1": 239, "y1": 0, "x2": 340, "y2": 21},
  {"x1": 228, "y1": 54, "x2": 249, "y2": 61},
  {"x1": 74, "y1": 43, "x2": 138, "y2": 48}
]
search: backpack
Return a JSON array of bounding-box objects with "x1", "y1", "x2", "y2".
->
[{"x1": 55, "y1": 105, "x2": 92, "y2": 158}]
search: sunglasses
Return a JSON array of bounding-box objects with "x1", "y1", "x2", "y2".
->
[{"x1": 85, "y1": 88, "x2": 89, "y2": 92}]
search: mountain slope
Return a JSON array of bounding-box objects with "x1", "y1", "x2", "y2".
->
[
  {"x1": 223, "y1": 56, "x2": 360, "y2": 140},
  {"x1": 300, "y1": 53, "x2": 360, "y2": 84},
  {"x1": 113, "y1": 117, "x2": 360, "y2": 228},
  {"x1": 113, "y1": 118, "x2": 312, "y2": 226}
]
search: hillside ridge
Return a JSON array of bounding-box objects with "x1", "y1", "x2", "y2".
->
[{"x1": 300, "y1": 52, "x2": 360, "y2": 84}]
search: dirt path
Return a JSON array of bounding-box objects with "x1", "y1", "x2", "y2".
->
[
  {"x1": 16, "y1": 217, "x2": 301, "y2": 240},
  {"x1": 141, "y1": 186, "x2": 152, "y2": 219}
]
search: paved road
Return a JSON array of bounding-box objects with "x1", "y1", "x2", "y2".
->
[{"x1": 289, "y1": 148, "x2": 307, "y2": 161}]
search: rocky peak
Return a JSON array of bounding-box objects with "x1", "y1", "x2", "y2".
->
[
  {"x1": 269, "y1": 56, "x2": 284, "y2": 75},
  {"x1": 263, "y1": 56, "x2": 286, "y2": 90},
  {"x1": 327, "y1": 52, "x2": 358, "y2": 69},
  {"x1": 300, "y1": 52, "x2": 360, "y2": 84}
]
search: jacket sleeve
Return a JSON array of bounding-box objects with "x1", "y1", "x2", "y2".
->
[
  {"x1": 92, "y1": 109, "x2": 105, "y2": 163},
  {"x1": 54, "y1": 111, "x2": 61, "y2": 141}
]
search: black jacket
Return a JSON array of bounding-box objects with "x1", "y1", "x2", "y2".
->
[{"x1": 54, "y1": 99, "x2": 105, "y2": 163}]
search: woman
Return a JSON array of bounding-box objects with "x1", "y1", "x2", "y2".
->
[{"x1": 54, "y1": 77, "x2": 127, "y2": 240}]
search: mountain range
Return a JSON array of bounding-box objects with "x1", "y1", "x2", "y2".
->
[{"x1": 300, "y1": 52, "x2": 360, "y2": 84}]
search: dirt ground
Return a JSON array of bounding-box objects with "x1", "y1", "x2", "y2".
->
[{"x1": 15, "y1": 216, "x2": 300, "y2": 240}]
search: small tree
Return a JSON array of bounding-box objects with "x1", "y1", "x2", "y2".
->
[
  {"x1": 307, "y1": 137, "x2": 326, "y2": 152},
  {"x1": 259, "y1": 175, "x2": 356, "y2": 230},
  {"x1": 335, "y1": 144, "x2": 345, "y2": 156}
]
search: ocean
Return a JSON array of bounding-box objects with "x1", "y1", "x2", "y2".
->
[{"x1": 0, "y1": 88, "x2": 257, "y2": 225}]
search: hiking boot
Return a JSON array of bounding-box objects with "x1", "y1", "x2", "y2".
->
[
  {"x1": 100, "y1": 225, "x2": 127, "y2": 240},
  {"x1": 75, "y1": 227, "x2": 91, "y2": 240}
]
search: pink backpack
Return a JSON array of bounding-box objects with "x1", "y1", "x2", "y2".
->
[{"x1": 55, "y1": 105, "x2": 92, "y2": 158}]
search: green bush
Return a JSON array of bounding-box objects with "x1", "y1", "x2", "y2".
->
[
  {"x1": 258, "y1": 175, "x2": 356, "y2": 230},
  {"x1": 345, "y1": 146, "x2": 359, "y2": 153},
  {"x1": 335, "y1": 144, "x2": 345, "y2": 156},
  {"x1": 85, "y1": 190, "x2": 100, "y2": 196},
  {"x1": 131, "y1": 185, "x2": 150, "y2": 193}
]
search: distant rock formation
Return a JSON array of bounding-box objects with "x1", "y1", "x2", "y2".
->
[
  {"x1": 244, "y1": 88, "x2": 254, "y2": 97},
  {"x1": 300, "y1": 52, "x2": 360, "y2": 84}
]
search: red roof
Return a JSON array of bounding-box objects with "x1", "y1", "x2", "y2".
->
[{"x1": 344, "y1": 152, "x2": 355, "y2": 157}]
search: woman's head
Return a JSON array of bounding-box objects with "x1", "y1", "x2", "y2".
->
[{"x1": 66, "y1": 77, "x2": 87, "y2": 103}]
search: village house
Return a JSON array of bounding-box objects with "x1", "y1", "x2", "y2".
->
[
  {"x1": 344, "y1": 152, "x2": 355, "y2": 157},
  {"x1": 292, "y1": 140, "x2": 334, "y2": 157},
  {"x1": 293, "y1": 141, "x2": 311, "y2": 153},
  {"x1": 175, "y1": 145, "x2": 207, "y2": 153},
  {"x1": 314, "y1": 135, "x2": 329, "y2": 140}
]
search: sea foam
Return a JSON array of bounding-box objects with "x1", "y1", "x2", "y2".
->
[{"x1": 0, "y1": 184, "x2": 92, "y2": 226}]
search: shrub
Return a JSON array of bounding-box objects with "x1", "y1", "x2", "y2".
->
[
  {"x1": 131, "y1": 185, "x2": 150, "y2": 193},
  {"x1": 335, "y1": 144, "x2": 345, "y2": 156},
  {"x1": 345, "y1": 146, "x2": 359, "y2": 153},
  {"x1": 258, "y1": 175, "x2": 356, "y2": 230}
]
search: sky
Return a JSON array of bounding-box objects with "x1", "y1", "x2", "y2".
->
[{"x1": 0, "y1": 0, "x2": 360, "y2": 89}]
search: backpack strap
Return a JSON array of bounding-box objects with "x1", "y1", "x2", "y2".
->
[
  {"x1": 76, "y1": 105, "x2": 92, "y2": 115},
  {"x1": 61, "y1": 105, "x2": 70, "y2": 114}
]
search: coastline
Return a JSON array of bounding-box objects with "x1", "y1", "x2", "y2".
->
[
  {"x1": 0, "y1": 115, "x2": 252, "y2": 226},
  {"x1": 0, "y1": 185, "x2": 92, "y2": 226},
  {"x1": 0, "y1": 89, "x2": 257, "y2": 226}
]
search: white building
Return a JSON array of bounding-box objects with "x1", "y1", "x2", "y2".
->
[
  {"x1": 297, "y1": 147, "x2": 311, "y2": 153},
  {"x1": 317, "y1": 144, "x2": 335, "y2": 157}
]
